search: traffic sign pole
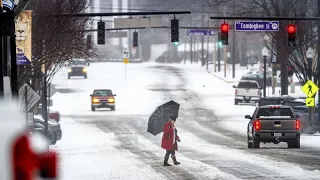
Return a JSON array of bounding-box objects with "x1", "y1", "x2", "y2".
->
[{"x1": 125, "y1": 64, "x2": 127, "y2": 80}]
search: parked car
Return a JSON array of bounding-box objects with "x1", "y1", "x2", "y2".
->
[
  {"x1": 48, "y1": 110, "x2": 60, "y2": 122},
  {"x1": 37, "y1": 104, "x2": 61, "y2": 122},
  {"x1": 34, "y1": 115, "x2": 62, "y2": 145},
  {"x1": 241, "y1": 73, "x2": 272, "y2": 88},
  {"x1": 257, "y1": 96, "x2": 297, "y2": 106},
  {"x1": 33, "y1": 122, "x2": 57, "y2": 145}
]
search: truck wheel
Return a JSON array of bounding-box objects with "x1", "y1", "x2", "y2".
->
[
  {"x1": 234, "y1": 99, "x2": 239, "y2": 105},
  {"x1": 91, "y1": 106, "x2": 95, "y2": 111},
  {"x1": 295, "y1": 135, "x2": 301, "y2": 148},
  {"x1": 111, "y1": 106, "x2": 115, "y2": 111},
  {"x1": 288, "y1": 135, "x2": 300, "y2": 148},
  {"x1": 253, "y1": 138, "x2": 260, "y2": 149},
  {"x1": 247, "y1": 135, "x2": 253, "y2": 148},
  {"x1": 68, "y1": 75, "x2": 71, "y2": 79},
  {"x1": 84, "y1": 74, "x2": 87, "y2": 79}
]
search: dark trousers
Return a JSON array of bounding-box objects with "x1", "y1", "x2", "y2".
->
[{"x1": 165, "y1": 150, "x2": 176, "y2": 158}]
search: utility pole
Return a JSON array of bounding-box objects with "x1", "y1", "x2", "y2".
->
[
  {"x1": 201, "y1": 10, "x2": 205, "y2": 66},
  {"x1": 224, "y1": 46, "x2": 227, "y2": 77},
  {"x1": 218, "y1": 33, "x2": 221, "y2": 72},
  {"x1": 0, "y1": 33, "x2": 3, "y2": 100},
  {"x1": 231, "y1": 0, "x2": 236, "y2": 78}
]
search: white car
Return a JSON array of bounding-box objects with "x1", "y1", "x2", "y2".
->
[{"x1": 233, "y1": 80, "x2": 262, "y2": 105}]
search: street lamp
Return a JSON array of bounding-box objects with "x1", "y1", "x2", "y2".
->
[
  {"x1": 306, "y1": 47, "x2": 315, "y2": 80},
  {"x1": 262, "y1": 47, "x2": 269, "y2": 97}
]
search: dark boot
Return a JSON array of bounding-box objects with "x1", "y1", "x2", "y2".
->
[
  {"x1": 163, "y1": 156, "x2": 171, "y2": 166},
  {"x1": 172, "y1": 156, "x2": 180, "y2": 165}
]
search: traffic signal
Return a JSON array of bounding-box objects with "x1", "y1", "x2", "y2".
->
[
  {"x1": 287, "y1": 24, "x2": 296, "y2": 46},
  {"x1": 288, "y1": 67, "x2": 293, "y2": 76},
  {"x1": 133, "y1": 31, "x2": 138, "y2": 47},
  {"x1": 97, "y1": 21, "x2": 105, "y2": 45},
  {"x1": 220, "y1": 23, "x2": 229, "y2": 45},
  {"x1": 171, "y1": 18, "x2": 179, "y2": 43}
]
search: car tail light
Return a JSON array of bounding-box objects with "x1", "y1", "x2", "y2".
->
[
  {"x1": 296, "y1": 119, "x2": 301, "y2": 130},
  {"x1": 253, "y1": 119, "x2": 261, "y2": 131},
  {"x1": 235, "y1": 89, "x2": 238, "y2": 95}
]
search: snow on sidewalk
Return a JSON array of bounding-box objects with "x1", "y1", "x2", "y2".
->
[{"x1": 50, "y1": 118, "x2": 168, "y2": 180}]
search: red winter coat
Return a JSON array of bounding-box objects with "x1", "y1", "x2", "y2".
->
[{"x1": 161, "y1": 122, "x2": 180, "y2": 150}]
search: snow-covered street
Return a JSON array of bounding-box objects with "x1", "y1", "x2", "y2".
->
[{"x1": 50, "y1": 62, "x2": 320, "y2": 179}]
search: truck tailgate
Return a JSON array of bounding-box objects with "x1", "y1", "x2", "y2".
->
[
  {"x1": 237, "y1": 88, "x2": 259, "y2": 97},
  {"x1": 258, "y1": 117, "x2": 298, "y2": 132}
]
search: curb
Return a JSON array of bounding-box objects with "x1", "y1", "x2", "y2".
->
[{"x1": 208, "y1": 72, "x2": 239, "y2": 83}]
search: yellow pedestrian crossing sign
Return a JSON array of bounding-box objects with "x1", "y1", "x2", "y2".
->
[
  {"x1": 301, "y1": 80, "x2": 319, "y2": 98},
  {"x1": 306, "y1": 98, "x2": 315, "y2": 107},
  {"x1": 123, "y1": 58, "x2": 129, "y2": 64}
]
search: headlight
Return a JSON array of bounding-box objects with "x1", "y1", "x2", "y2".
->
[
  {"x1": 68, "y1": 68, "x2": 72, "y2": 72},
  {"x1": 108, "y1": 98, "x2": 115, "y2": 103},
  {"x1": 92, "y1": 98, "x2": 100, "y2": 103},
  {"x1": 83, "y1": 68, "x2": 88, "y2": 72}
]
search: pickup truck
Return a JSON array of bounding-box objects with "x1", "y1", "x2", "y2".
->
[
  {"x1": 246, "y1": 105, "x2": 301, "y2": 149},
  {"x1": 233, "y1": 80, "x2": 261, "y2": 105}
]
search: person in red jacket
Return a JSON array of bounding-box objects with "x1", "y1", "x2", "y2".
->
[{"x1": 161, "y1": 118, "x2": 180, "y2": 166}]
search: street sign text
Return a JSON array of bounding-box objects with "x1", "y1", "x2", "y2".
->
[
  {"x1": 235, "y1": 21, "x2": 279, "y2": 31},
  {"x1": 187, "y1": 29, "x2": 215, "y2": 36}
]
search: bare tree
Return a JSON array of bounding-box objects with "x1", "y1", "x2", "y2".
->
[{"x1": 17, "y1": 0, "x2": 99, "y2": 89}]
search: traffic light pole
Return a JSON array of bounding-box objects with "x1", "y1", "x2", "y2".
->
[{"x1": 263, "y1": 55, "x2": 267, "y2": 97}]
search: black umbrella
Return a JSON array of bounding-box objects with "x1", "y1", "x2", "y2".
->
[{"x1": 147, "y1": 100, "x2": 180, "y2": 136}]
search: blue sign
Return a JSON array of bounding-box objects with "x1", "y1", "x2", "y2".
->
[
  {"x1": 187, "y1": 29, "x2": 215, "y2": 36},
  {"x1": 2, "y1": 0, "x2": 14, "y2": 10},
  {"x1": 17, "y1": 48, "x2": 31, "y2": 65},
  {"x1": 235, "y1": 21, "x2": 279, "y2": 31}
]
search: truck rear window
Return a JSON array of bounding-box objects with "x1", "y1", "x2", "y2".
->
[
  {"x1": 237, "y1": 82, "x2": 259, "y2": 89},
  {"x1": 256, "y1": 108, "x2": 294, "y2": 118}
]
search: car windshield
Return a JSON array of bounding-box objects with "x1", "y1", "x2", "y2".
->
[
  {"x1": 257, "y1": 108, "x2": 294, "y2": 118},
  {"x1": 70, "y1": 60, "x2": 87, "y2": 65},
  {"x1": 93, "y1": 90, "x2": 113, "y2": 96},
  {"x1": 237, "y1": 81, "x2": 259, "y2": 89}
]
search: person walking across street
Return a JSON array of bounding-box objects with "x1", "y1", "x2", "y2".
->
[{"x1": 161, "y1": 118, "x2": 181, "y2": 166}]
